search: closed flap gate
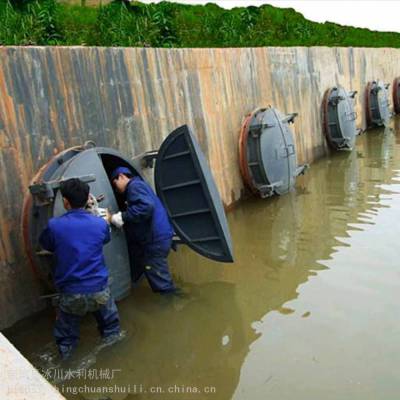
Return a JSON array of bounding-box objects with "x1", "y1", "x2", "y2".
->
[
  {"x1": 367, "y1": 80, "x2": 391, "y2": 127},
  {"x1": 323, "y1": 86, "x2": 357, "y2": 151},
  {"x1": 24, "y1": 127, "x2": 233, "y2": 299},
  {"x1": 239, "y1": 107, "x2": 307, "y2": 198}
]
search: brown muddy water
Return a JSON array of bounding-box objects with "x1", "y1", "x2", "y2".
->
[{"x1": 5, "y1": 117, "x2": 400, "y2": 400}]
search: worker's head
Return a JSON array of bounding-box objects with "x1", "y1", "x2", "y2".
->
[
  {"x1": 110, "y1": 166, "x2": 133, "y2": 194},
  {"x1": 60, "y1": 178, "x2": 90, "y2": 210}
]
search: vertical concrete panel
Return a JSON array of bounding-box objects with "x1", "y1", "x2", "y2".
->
[{"x1": 0, "y1": 46, "x2": 400, "y2": 328}]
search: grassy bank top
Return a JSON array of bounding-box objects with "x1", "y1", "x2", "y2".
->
[{"x1": 1, "y1": 0, "x2": 400, "y2": 47}]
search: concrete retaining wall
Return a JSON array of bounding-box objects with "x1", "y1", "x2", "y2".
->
[
  {"x1": 0, "y1": 46, "x2": 399, "y2": 328},
  {"x1": 0, "y1": 333, "x2": 65, "y2": 399}
]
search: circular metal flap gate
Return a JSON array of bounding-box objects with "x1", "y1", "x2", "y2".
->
[
  {"x1": 239, "y1": 107, "x2": 307, "y2": 198},
  {"x1": 393, "y1": 77, "x2": 400, "y2": 114},
  {"x1": 323, "y1": 86, "x2": 357, "y2": 151},
  {"x1": 22, "y1": 145, "x2": 138, "y2": 300},
  {"x1": 366, "y1": 80, "x2": 391, "y2": 127}
]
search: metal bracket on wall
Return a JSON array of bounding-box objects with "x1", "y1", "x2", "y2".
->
[
  {"x1": 296, "y1": 164, "x2": 309, "y2": 176},
  {"x1": 29, "y1": 174, "x2": 96, "y2": 206},
  {"x1": 349, "y1": 91, "x2": 358, "y2": 99},
  {"x1": 333, "y1": 137, "x2": 351, "y2": 149},
  {"x1": 258, "y1": 181, "x2": 283, "y2": 198},
  {"x1": 281, "y1": 113, "x2": 298, "y2": 124},
  {"x1": 371, "y1": 86, "x2": 381, "y2": 94},
  {"x1": 328, "y1": 96, "x2": 345, "y2": 106},
  {"x1": 132, "y1": 150, "x2": 159, "y2": 169},
  {"x1": 249, "y1": 123, "x2": 275, "y2": 135}
]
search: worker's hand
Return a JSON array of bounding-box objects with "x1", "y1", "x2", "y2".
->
[
  {"x1": 104, "y1": 209, "x2": 112, "y2": 224},
  {"x1": 110, "y1": 211, "x2": 124, "y2": 228}
]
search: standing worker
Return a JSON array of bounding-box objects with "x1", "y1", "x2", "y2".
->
[
  {"x1": 39, "y1": 178, "x2": 121, "y2": 360},
  {"x1": 109, "y1": 167, "x2": 177, "y2": 294}
]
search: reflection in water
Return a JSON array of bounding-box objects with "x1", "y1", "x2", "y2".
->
[{"x1": 5, "y1": 118, "x2": 400, "y2": 400}]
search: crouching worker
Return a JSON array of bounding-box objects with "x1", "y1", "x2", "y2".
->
[
  {"x1": 39, "y1": 178, "x2": 120, "y2": 360},
  {"x1": 109, "y1": 167, "x2": 177, "y2": 294}
]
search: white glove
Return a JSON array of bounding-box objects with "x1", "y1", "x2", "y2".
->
[{"x1": 111, "y1": 212, "x2": 124, "y2": 228}]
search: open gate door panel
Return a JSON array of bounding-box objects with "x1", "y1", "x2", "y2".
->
[{"x1": 154, "y1": 125, "x2": 234, "y2": 263}]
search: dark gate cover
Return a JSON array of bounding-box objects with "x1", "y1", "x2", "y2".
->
[
  {"x1": 368, "y1": 80, "x2": 391, "y2": 127},
  {"x1": 154, "y1": 125, "x2": 234, "y2": 263},
  {"x1": 239, "y1": 107, "x2": 306, "y2": 198},
  {"x1": 324, "y1": 86, "x2": 357, "y2": 150}
]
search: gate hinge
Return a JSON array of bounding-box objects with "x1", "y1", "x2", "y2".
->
[
  {"x1": 132, "y1": 150, "x2": 159, "y2": 169},
  {"x1": 29, "y1": 174, "x2": 96, "y2": 206}
]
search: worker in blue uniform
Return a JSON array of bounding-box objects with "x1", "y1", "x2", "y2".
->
[
  {"x1": 39, "y1": 178, "x2": 120, "y2": 360},
  {"x1": 109, "y1": 167, "x2": 177, "y2": 294}
]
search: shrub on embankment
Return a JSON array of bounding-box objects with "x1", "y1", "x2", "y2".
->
[{"x1": 1, "y1": 0, "x2": 400, "y2": 47}]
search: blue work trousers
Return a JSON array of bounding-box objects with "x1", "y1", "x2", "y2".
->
[
  {"x1": 130, "y1": 239, "x2": 176, "y2": 293},
  {"x1": 54, "y1": 287, "x2": 120, "y2": 359}
]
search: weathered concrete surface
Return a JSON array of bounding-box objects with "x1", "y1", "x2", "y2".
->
[
  {"x1": 0, "y1": 46, "x2": 399, "y2": 328},
  {"x1": 0, "y1": 333, "x2": 65, "y2": 399}
]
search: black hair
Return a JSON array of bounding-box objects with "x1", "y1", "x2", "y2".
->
[{"x1": 60, "y1": 178, "x2": 90, "y2": 208}]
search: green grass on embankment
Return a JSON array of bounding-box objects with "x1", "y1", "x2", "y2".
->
[{"x1": 1, "y1": 0, "x2": 399, "y2": 47}]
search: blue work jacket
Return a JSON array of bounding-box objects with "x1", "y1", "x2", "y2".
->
[
  {"x1": 39, "y1": 209, "x2": 110, "y2": 294},
  {"x1": 121, "y1": 176, "x2": 173, "y2": 246}
]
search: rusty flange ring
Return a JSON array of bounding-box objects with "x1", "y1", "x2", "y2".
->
[
  {"x1": 393, "y1": 77, "x2": 400, "y2": 114},
  {"x1": 365, "y1": 81, "x2": 374, "y2": 128},
  {"x1": 238, "y1": 108, "x2": 262, "y2": 195},
  {"x1": 322, "y1": 87, "x2": 334, "y2": 149},
  {"x1": 21, "y1": 146, "x2": 82, "y2": 288}
]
